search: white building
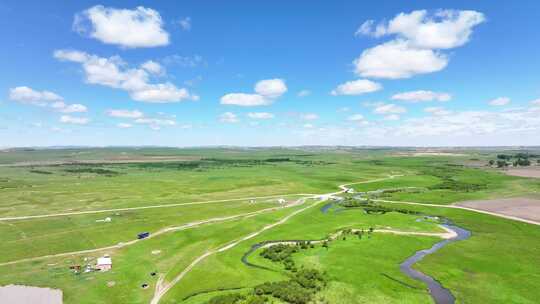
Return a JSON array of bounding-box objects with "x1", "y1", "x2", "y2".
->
[
  {"x1": 278, "y1": 199, "x2": 286, "y2": 204},
  {"x1": 96, "y1": 256, "x2": 112, "y2": 271}
]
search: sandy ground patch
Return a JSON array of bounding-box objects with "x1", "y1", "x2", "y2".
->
[
  {"x1": 0, "y1": 285, "x2": 62, "y2": 304},
  {"x1": 503, "y1": 167, "x2": 540, "y2": 178},
  {"x1": 457, "y1": 198, "x2": 540, "y2": 222}
]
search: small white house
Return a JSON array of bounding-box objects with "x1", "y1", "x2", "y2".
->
[
  {"x1": 278, "y1": 199, "x2": 286, "y2": 204},
  {"x1": 96, "y1": 256, "x2": 112, "y2": 272}
]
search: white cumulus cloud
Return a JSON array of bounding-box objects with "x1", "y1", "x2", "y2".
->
[
  {"x1": 392, "y1": 90, "x2": 451, "y2": 102},
  {"x1": 60, "y1": 104, "x2": 88, "y2": 113},
  {"x1": 220, "y1": 93, "x2": 269, "y2": 106},
  {"x1": 117, "y1": 123, "x2": 133, "y2": 128},
  {"x1": 374, "y1": 103, "x2": 407, "y2": 115},
  {"x1": 219, "y1": 112, "x2": 239, "y2": 123},
  {"x1": 358, "y1": 10, "x2": 485, "y2": 49},
  {"x1": 107, "y1": 109, "x2": 144, "y2": 118},
  {"x1": 9, "y1": 86, "x2": 62, "y2": 106},
  {"x1": 297, "y1": 90, "x2": 311, "y2": 97},
  {"x1": 134, "y1": 117, "x2": 176, "y2": 130},
  {"x1": 300, "y1": 113, "x2": 319, "y2": 121},
  {"x1": 488, "y1": 97, "x2": 511, "y2": 106},
  {"x1": 220, "y1": 79, "x2": 287, "y2": 106},
  {"x1": 355, "y1": 20, "x2": 386, "y2": 37},
  {"x1": 54, "y1": 50, "x2": 197, "y2": 103},
  {"x1": 254, "y1": 79, "x2": 288, "y2": 98},
  {"x1": 141, "y1": 60, "x2": 164, "y2": 75},
  {"x1": 424, "y1": 106, "x2": 452, "y2": 116},
  {"x1": 177, "y1": 17, "x2": 191, "y2": 31},
  {"x1": 73, "y1": 5, "x2": 169, "y2": 48},
  {"x1": 331, "y1": 79, "x2": 382, "y2": 95},
  {"x1": 60, "y1": 115, "x2": 90, "y2": 125},
  {"x1": 247, "y1": 112, "x2": 274, "y2": 119},
  {"x1": 347, "y1": 114, "x2": 365, "y2": 121},
  {"x1": 353, "y1": 10, "x2": 484, "y2": 79},
  {"x1": 9, "y1": 86, "x2": 87, "y2": 113},
  {"x1": 384, "y1": 114, "x2": 401, "y2": 121},
  {"x1": 354, "y1": 40, "x2": 448, "y2": 79}
]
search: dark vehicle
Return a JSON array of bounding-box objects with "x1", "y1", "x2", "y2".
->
[{"x1": 138, "y1": 232, "x2": 150, "y2": 239}]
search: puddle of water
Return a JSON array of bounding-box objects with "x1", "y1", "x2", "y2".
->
[
  {"x1": 0, "y1": 285, "x2": 63, "y2": 304},
  {"x1": 320, "y1": 202, "x2": 334, "y2": 213}
]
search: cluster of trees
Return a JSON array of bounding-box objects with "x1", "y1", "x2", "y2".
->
[
  {"x1": 429, "y1": 178, "x2": 486, "y2": 192},
  {"x1": 63, "y1": 166, "x2": 120, "y2": 176},
  {"x1": 205, "y1": 268, "x2": 327, "y2": 304},
  {"x1": 419, "y1": 166, "x2": 487, "y2": 192},
  {"x1": 253, "y1": 269, "x2": 327, "y2": 304},
  {"x1": 338, "y1": 198, "x2": 422, "y2": 215},
  {"x1": 490, "y1": 153, "x2": 540, "y2": 168},
  {"x1": 340, "y1": 197, "x2": 370, "y2": 208},
  {"x1": 29, "y1": 169, "x2": 53, "y2": 175},
  {"x1": 260, "y1": 242, "x2": 315, "y2": 272},
  {"x1": 260, "y1": 244, "x2": 300, "y2": 263}
]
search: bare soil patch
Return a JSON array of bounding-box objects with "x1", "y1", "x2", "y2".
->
[
  {"x1": 457, "y1": 198, "x2": 540, "y2": 222},
  {"x1": 0, "y1": 285, "x2": 62, "y2": 304},
  {"x1": 504, "y1": 167, "x2": 540, "y2": 178}
]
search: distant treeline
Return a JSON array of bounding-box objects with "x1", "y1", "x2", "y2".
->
[
  {"x1": 63, "y1": 167, "x2": 121, "y2": 176},
  {"x1": 23, "y1": 157, "x2": 334, "y2": 177},
  {"x1": 133, "y1": 158, "x2": 333, "y2": 171},
  {"x1": 339, "y1": 198, "x2": 422, "y2": 215},
  {"x1": 490, "y1": 153, "x2": 540, "y2": 168}
]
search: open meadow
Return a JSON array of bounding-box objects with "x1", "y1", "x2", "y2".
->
[{"x1": 0, "y1": 147, "x2": 539, "y2": 304}]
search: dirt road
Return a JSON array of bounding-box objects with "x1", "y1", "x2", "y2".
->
[
  {"x1": 374, "y1": 199, "x2": 540, "y2": 226},
  {"x1": 0, "y1": 193, "x2": 315, "y2": 222}
]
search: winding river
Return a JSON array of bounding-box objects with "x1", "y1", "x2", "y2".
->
[
  {"x1": 400, "y1": 223, "x2": 471, "y2": 304},
  {"x1": 243, "y1": 202, "x2": 471, "y2": 304}
]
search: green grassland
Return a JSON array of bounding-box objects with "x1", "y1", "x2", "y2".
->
[
  {"x1": 165, "y1": 204, "x2": 442, "y2": 304},
  {"x1": 0, "y1": 147, "x2": 539, "y2": 304}
]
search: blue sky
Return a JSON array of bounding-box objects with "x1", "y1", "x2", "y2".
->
[{"x1": 1, "y1": 1, "x2": 539, "y2": 147}]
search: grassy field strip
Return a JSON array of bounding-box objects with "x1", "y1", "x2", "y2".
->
[
  {"x1": 0, "y1": 193, "x2": 317, "y2": 222},
  {"x1": 374, "y1": 199, "x2": 540, "y2": 226},
  {"x1": 151, "y1": 177, "x2": 399, "y2": 304},
  {"x1": 0, "y1": 199, "x2": 310, "y2": 268}
]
